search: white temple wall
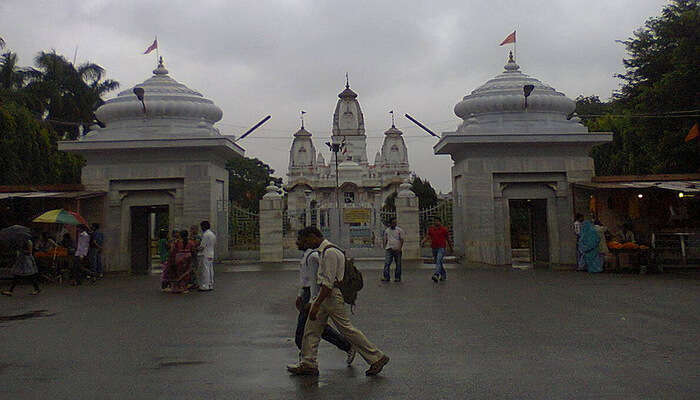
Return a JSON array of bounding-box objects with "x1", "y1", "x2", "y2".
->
[
  {"x1": 451, "y1": 146, "x2": 596, "y2": 266},
  {"x1": 78, "y1": 150, "x2": 231, "y2": 271}
]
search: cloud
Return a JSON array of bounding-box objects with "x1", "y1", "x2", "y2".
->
[{"x1": 0, "y1": 0, "x2": 665, "y2": 192}]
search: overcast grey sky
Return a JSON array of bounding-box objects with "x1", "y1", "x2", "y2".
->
[{"x1": 1, "y1": 0, "x2": 664, "y2": 192}]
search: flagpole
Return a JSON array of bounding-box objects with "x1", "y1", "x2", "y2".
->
[
  {"x1": 155, "y1": 35, "x2": 159, "y2": 64},
  {"x1": 513, "y1": 30, "x2": 516, "y2": 61}
]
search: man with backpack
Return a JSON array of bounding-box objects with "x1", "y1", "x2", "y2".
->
[
  {"x1": 293, "y1": 229, "x2": 356, "y2": 365},
  {"x1": 287, "y1": 227, "x2": 390, "y2": 377}
]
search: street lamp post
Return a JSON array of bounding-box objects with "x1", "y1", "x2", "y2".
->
[{"x1": 325, "y1": 140, "x2": 344, "y2": 238}]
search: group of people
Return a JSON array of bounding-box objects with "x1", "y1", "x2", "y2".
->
[
  {"x1": 288, "y1": 226, "x2": 390, "y2": 377},
  {"x1": 1, "y1": 223, "x2": 104, "y2": 296},
  {"x1": 381, "y1": 218, "x2": 453, "y2": 283},
  {"x1": 159, "y1": 220, "x2": 216, "y2": 294},
  {"x1": 286, "y1": 218, "x2": 452, "y2": 377}
]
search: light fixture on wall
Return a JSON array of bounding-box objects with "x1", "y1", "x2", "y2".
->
[
  {"x1": 523, "y1": 84, "x2": 535, "y2": 109},
  {"x1": 133, "y1": 87, "x2": 146, "y2": 114},
  {"x1": 637, "y1": 194, "x2": 644, "y2": 199}
]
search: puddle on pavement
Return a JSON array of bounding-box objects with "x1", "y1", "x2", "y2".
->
[
  {"x1": 156, "y1": 360, "x2": 209, "y2": 369},
  {"x1": 0, "y1": 310, "x2": 55, "y2": 322}
]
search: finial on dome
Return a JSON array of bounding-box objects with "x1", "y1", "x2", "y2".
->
[
  {"x1": 504, "y1": 51, "x2": 520, "y2": 72},
  {"x1": 345, "y1": 72, "x2": 350, "y2": 89},
  {"x1": 153, "y1": 56, "x2": 169, "y2": 75},
  {"x1": 390, "y1": 110, "x2": 395, "y2": 128},
  {"x1": 300, "y1": 110, "x2": 306, "y2": 129}
]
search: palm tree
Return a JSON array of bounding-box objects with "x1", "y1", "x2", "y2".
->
[
  {"x1": 0, "y1": 51, "x2": 27, "y2": 90},
  {"x1": 25, "y1": 51, "x2": 119, "y2": 139}
]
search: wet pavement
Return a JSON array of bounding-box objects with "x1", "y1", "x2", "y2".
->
[{"x1": 1, "y1": 262, "x2": 699, "y2": 399}]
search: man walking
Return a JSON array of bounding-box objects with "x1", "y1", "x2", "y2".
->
[
  {"x1": 287, "y1": 227, "x2": 389, "y2": 377},
  {"x1": 72, "y1": 225, "x2": 91, "y2": 285},
  {"x1": 197, "y1": 221, "x2": 216, "y2": 291},
  {"x1": 382, "y1": 220, "x2": 404, "y2": 282},
  {"x1": 294, "y1": 229, "x2": 356, "y2": 365},
  {"x1": 88, "y1": 223, "x2": 104, "y2": 278},
  {"x1": 422, "y1": 218, "x2": 452, "y2": 282},
  {"x1": 574, "y1": 213, "x2": 584, "y2": 271}
]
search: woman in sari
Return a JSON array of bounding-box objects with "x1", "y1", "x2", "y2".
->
[
  {"x1": 161, "y1": 231, "x2": 180, "y2": 292},
  {"x1": 578, "y1": 220, "x2": 603, "y2": 273},
  {"x1": 171, "y1": 230, "x2": 195, "y2": 293}
]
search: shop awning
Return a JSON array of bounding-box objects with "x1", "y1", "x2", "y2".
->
[
  {"x1": 0, "y1": 191, "x2": 105, "y2": 200},
  {"x1": 574, "y1": 181, "x2": 700, "y2": 193}
]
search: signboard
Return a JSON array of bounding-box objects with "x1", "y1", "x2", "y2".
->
[
  {"x1": 343, "y1": 208, "x2": 371, "y2": 224},
  {"x1": 349, "y1": 226, "x2": 374, "y2": 248}
]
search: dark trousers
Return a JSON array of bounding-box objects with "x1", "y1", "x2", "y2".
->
[
  {"x1": 72, "y1": 256, "x2": 86, "y2": 284},
  {"x1": 9, "y1": 274, "x2": 40, "y2": 292},
  {"x1": 295, "y1": 303, "x2": 351, "y2": 352}
]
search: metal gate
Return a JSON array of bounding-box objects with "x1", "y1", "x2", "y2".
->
[
  {"x1": 229, "y1": 204, "x2": 259, "y2": 251},
  {"x1": 282, "y1": 206, "x2": 396, "y2": 257}
]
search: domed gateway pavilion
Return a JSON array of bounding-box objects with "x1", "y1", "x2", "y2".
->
[
  {"x1": 434, "y1": 53, "x2": 611, "y2": 266},
  {"x1": 60, "y1": 59, "x2": 244, "y2": 273}
]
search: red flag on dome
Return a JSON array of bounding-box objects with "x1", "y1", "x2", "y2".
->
[
  {"x1": 143, "y1": 38, "x2": 158, "y2": 54},
  {"x1": 500, "y1": 31, "x2": 516, "y2": 46}
]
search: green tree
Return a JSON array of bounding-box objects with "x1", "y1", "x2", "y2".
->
[
  {"x1": 0, "y1": 43, "x2": 117, "y2": 184},
  {"x1": 0, "y1": 51, "x2": 26, "y2": 90},
  {"x1": 226, "y1": 156, "x2": 282, "y2": 211},
  {"x1": 382, "y1": 175, "x2": 439, "y2": 212},
  {"x1": 0, "y1": 101, "x2": 82, "y2": 184},
  {"x1": 24, "y1": 51, "x2": 119, "y2": 140},
  {"x1": 585, "y1": 0, "x2": 700, "y2": 175}
]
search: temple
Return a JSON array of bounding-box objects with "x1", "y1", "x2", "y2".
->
[
  {"x1": 59, "y1": 58, "x2": 244, "y2": 272},
  {"x1": 286, "y1": 82, "x2": 410, "y2": 219},
  {"x1": 435, "y1": 53, "x2": 612, "y2": 266}
]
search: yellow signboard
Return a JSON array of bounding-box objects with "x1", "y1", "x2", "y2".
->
[{"x1": 343, "y1": 208, "x2": 371, "y2": 224}]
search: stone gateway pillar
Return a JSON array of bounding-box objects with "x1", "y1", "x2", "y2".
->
[
  {"x1": 259, "y1": 183, "x2": 284, "y2": 262},
  {"x1": 396, "y1": 180, "x2": 420, "y2": 260}
]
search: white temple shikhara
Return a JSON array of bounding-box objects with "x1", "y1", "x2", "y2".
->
[{"x1": 285, "y1": 82, "x2": 410, "y2": 217}]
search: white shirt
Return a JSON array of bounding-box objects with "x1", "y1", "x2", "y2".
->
[
  {"x1": 75, "y1": 231, "x2": 90, "y2": 257},
  {"x1": 299, "y1": 249, "x2": 321, "y2": 299},
  {"x1": 384, "y1": 226, "x2": 405, "y2": 250},
  {"x1": 200, "y1": 229, "x2": 216, "y2": 259},
  {"x1": 317, "y1": 239, "x2": 344, "y2": 289}
]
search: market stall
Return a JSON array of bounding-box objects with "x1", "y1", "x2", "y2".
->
[{"x1": 573, "y1": 174, "x2": 700, "y2": 270}]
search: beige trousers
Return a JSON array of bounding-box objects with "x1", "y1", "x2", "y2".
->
[{"x1": 301, "y1": 289, "x2": 383, "y2": 368}]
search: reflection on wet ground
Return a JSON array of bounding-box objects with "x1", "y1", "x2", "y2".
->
[{"x1": 0, "y1": 309, "x2": 55, "y2": 322}]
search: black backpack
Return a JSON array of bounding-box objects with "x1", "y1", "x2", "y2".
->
[{"x1": 322, "y1": 245, "x2": 363, "y2": 311}]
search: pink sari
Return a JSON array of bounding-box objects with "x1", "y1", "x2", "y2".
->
[{"x1": 171, "y1": 240, "x2": 194, "y2": 292}]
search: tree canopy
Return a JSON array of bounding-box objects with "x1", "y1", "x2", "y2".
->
[
  {"x1": 226, "y1": 156, "x2": 283, "y2": 211},
  {"x1": 382, "y1": 175, "x2": 440, "y2": 212},
  {"x1": 580, "y1": 0, "x2": 699, "y2": 175},
  {"x1": 0, "y1": 43, "x2": 118, "y2": 184}
]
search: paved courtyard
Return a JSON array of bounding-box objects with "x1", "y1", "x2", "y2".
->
[{"x1": 1, "y1": 263, "x2": 699, "y2": 399}]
